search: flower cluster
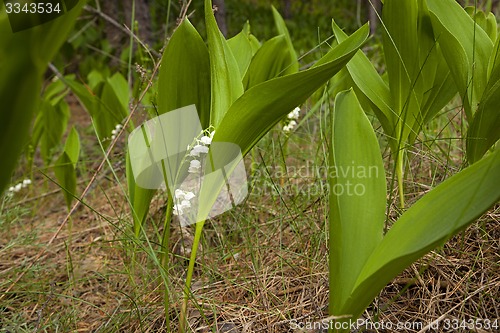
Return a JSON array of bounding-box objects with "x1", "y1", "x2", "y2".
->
[
  {"x1": 186, "y1": 130, "x2": 215, "y2": 173},
  {"x1": 283, "y1": 107, "x2": 301, "y2": 132},
  {"x1": 7, "y1": 179, "x2": 32, "y2": 195},
  {"x1": 172, "y1": 129, "x2": 215, "y2": 217},
  {"x1": 111, "y1": 124, "x2": 123, "y2": 140},
  {"x1": 173, "y1": 189, "x2": 196, "y2": 216}
]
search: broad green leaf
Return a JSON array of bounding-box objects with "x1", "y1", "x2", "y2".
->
[
  {"x1": 0, "y1": 2, "x2": 85, "y2": 195},
  {"x1": 411, "y1": 0, "x2": 457, "y2": 143},
  {"x1": 329, "y1": 89, "x2": 386, "y2": 316},
  {"x1": 65, "y1": 74, "x2": 127, "y2": 141},
  {"x1": 54, "y1": 153, "x2": 77, "y2": 210},
  {"x1": 132, "y1": 18, "x2": 211, "y2": 230},
  {"x1": 428, "y1": 0, "x2": 493, "y2": 119},
  {"x1": 466, "y1": 79, "x2": 500, "y2": 163},
  {"x1": 339, "y1": 149, "x2": 500, "y2": 321},
  {"x1": 205, "y1": 0, "x2": 244, "y2": 127},
  {"x1": 54, "y1": 127, "x2": 80, "y2": 210},
  {"x1": 243, "y1": 35, "x2": 293, "y2": 89},
  {"x1": 465, "y1": 6, "x2": 498, "y2": 42},
  {"x1": 158, "y1": 19, "x2": 211, "y2": 128},
  {"x1": 271, "y1": 5, "x2": 298, "y2": 74},
  {"x1": 88, "y1": 70, "x2": 105, "y2": 91},
  {"x1": 249, "y1": 34, "x2": 261, "y2": 54},
  {"x1": 44, "y1": 77, "x2": 68, "y2": 105},
  {"x1": 33, "y1": 99, "x2": 70, "y2": 164},
  {"x1": 65, "y1": 127, "x2": 80, "y2": 166},
  {"x1": 195, "y1": 23, "x2": 369, "y2": 234},
  {"x1": 106, "y1": 72, "x2": 129, "y2": 114},
  {"x1": 127, "y1": 152, "x2": 156, "y2": 236},
  {"x1": 213, "y1": 23, "x2": 370, "y2": 160},
  {"x1": 331, "y1": 20, "x2": 396, "y2": 151},
  {"x1": 383, "y1": 0, "x2": 420, "y2": 109},
  {"x1": 466, "y1": 16, "x2": 500, "y2": 163},
  {"x1": 99, "y1": 75, "x2": 129, "y2": 129},
  {"x1": 227, "y1": 22, "x2": 254, "y2": 77}
]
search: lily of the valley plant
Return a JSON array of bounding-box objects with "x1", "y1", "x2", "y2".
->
[{"x1": 126, "y1": 0, "x2": 369, "y2": 331}]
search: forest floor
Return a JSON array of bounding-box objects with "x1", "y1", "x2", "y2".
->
[{"x1": 0, "y1": 98, "x2": 499, "y2": 333}]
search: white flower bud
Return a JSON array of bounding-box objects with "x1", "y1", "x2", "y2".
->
[
  {"x1": 200, "y1": 135, "x2": 212, "y2": 145},
  {"x1": 183, "y1": 191, "x2": 195, "y2": 200},
  {"x1": 190, "y1": 144, "x2": 209, "y2": 157}
]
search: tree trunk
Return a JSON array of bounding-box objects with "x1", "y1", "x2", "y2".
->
[
  {"x1": 213, "y1": 0, "x2": 228, "y2": 37},
  {"x1": 283, "y1": 0, "x2": 292, "y2": 19},
  {"x1": 101, "y1": 0, "x2": 152, "y2": 51},
  {"x1": 368, "y1": 0, "x2": 381, "y2": 35}
]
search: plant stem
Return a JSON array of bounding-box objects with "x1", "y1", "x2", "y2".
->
[
  {"x1": 396, "y1": 150, "x2": 405, "y2": 208},
  {"x1": 179, "y1": 220, "x2": 205, "y2": 333},
  {"x1": 160, "y1": 193, "x2": 173, "y2": 331}
]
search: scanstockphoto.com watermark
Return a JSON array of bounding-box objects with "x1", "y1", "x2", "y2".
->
[
  {"x1": 249, "y1": 160, "x2": 381, "y2": 197},
  {"x1": 290, "y1": 317, "x2": 500, "y2": 331},
  {"x1": 290, "y1": 318, "x2": 424, "y2": 331}
]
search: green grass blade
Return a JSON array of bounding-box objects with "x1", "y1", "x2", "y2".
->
[
  {"x1": 213, "y1": 23, "x2": 370, "y2": 159},
  {"x1": 340, "y1": 149, "x2": 500, "y2": 321},
  {"x1": 205, "y1": 0, "x2": 244, "y2": 128},
  {"x1": 329, "y1": 89, "x2": 386, "y2": 317},
  {"x1": 158, "y1": 19, "x2": 211, "y2": 128}
]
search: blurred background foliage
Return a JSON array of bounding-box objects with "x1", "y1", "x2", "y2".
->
[{"x1": 53, "y1": 0, "x2": 499, "y2": 81}]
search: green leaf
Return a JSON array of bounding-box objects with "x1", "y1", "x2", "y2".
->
[
  {"x1": 65, "y1": 73, "x2": 127, "y2": 141},
  {"x1": 33, "y1": 99, "x2": 70, "y2": 164},
  {"x1": 414, "y1": 1, "x2": 457, "y2": 140},
  {"x1": 54, "y1": 127, "x2": 80, "y2": 210},
  {"x1": 106, "y1": 72, "x2": 129, "y2": 114},
  {"x1": 249, "y1": 34, "x2": 261, "y2": 54},
  {"x1": 205, "y1": 0, "x2": 244, "y2": 127},
  {"x1": 99, "y1": 74, "x2": 129, "y2": 129},
  {"x1": 466, "y1": 79, "x2": 500, "y2": 163},
  {"x1": 65, "y1": 127, "x2": 80, "y2": 166},
  {"x1": 467, "y1": 35, "x2": 500, "y2": 163},
  {"x1": 339, "y1": 149, "x2": 500, "y2": 321},
  {"x1": 271, "y1": 5, "x2": 298, "y2": 74},
  {"x1": 329, "y1": 89, "x2": 386, "y2": 316},
  {"x1": 158, "y1": 19, "x2": 211, "y2": 128},
  {"x1": 331, "y1": 20, "x2": 395, "y2": 147},
  {"x1": 127, "y1": 152, "x2": 156, "y2": 236},
  {"x1": 464, "y1": 6, "x2": 498, "y2": 42},
  {"x1": 213, "y1": 23, "x2": 370, "y2": 160},
  {"x1": 243, "y1": 35, "x2": 293, "y2": 89},
  {"x1": 0, "y1": 2, "x2": 85, "y2": 195},
  {"x1": 383, "y1": 0, "x2": 420, "y2": 112},
  {"x1": 428, "y1": 0, "x2": 493, "y2": 119},
  {"x1": 54, "y1": 153, "x2": 77, "y2": 210},
  {"x1": 227, "y1": 22, "x2": 255, "y2": 78}
]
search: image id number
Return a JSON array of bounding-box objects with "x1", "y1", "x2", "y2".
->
[{"x1": 5, "y1": 2, "x2": 62, "y2": 14}]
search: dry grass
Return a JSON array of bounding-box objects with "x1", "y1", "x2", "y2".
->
[{"x1": 1, "y1": 108, "x2": 499, "y2": 333}]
